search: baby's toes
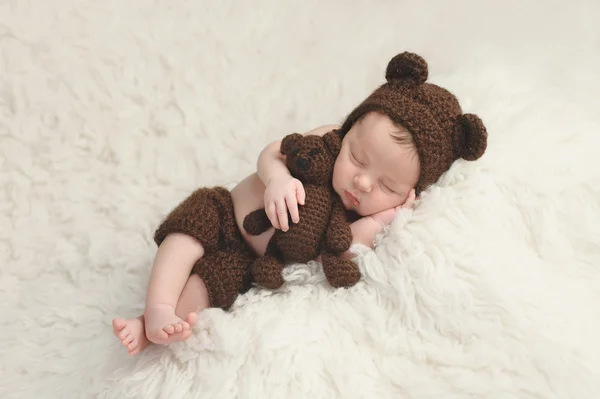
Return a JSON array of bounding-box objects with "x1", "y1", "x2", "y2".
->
[
  {"x1": 152, "y1": 329, "x2": 168, "y2": 341},
  {"x1": 126, "y1": 339, "x2": 138, "y2": 352},
  {"x1": 128, "y1": 346, "x2": 141, "y2": 356},
  {"x1": 173, "y1": 322, "x2": 183, "y2": 333},
  {"x1": 121, "y1": 334, "x2": 134, "y2": 346},
  {"x1": 112, "y1": 318, "x2": 127, "y2": 333},
  {"x1": 118, "y1": 328, "x2": 130, "y2": 341},
  {"x1": 185, "y1": 312, "x2": 198, "y2": 328},
  {"x1": 179, "y1": 320, "x2": 190, "y2": 330},
  {"x1": 163, "y1": 324, "x2": 175, "y2": 335}
]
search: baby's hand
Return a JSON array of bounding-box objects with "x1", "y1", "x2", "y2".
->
[
  {"x1": 399, "y1": 189, "x2": 416, "y2": 210},
  {"x1": 264, "y1": 175, "x2": 306, "y2": 231},
  {"x1": 370, "y1": 208, "x2": 397, "y2": 227},
  {"x1": 370, "y1": 189, "x2": 417, "y2": 227}
]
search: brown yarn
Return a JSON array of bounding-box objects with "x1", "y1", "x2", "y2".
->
[
  {"x1": 339, "y1": 51, "x2": 488, "y2": 195},
  {"x1": 151, "y1": 51, "x2": 489, "y2": 309},
  {"x1": 243, "y1": 131, "x2": 361, "y2": 289},
  {"x1": 154, "y1": 187, "x2": 255, "y2": 310}
]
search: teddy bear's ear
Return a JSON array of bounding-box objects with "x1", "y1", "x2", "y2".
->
[
  {"x1": 280, "y1": 133, "x2": 303, "y2": 155},
  {"x1": 385, "y1": 52, "x2": 428, "y2": 86},
  {"x1": 323, "y1": 130, "x2": 342, "y2": 156},
  {"x1": 453, "y1": 114, "x2": 488, "y2": 161}
]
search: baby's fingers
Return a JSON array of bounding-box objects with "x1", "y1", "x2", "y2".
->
[
  {"x1": 276, "y1": 199, "x2": 289, "y2": 231},
  {"x1": 401, "y1": 189, "x2": 416, "y2": 209},
  {"x1": 266, "y1": 202, "x2": 280, "y2": 229},
  {"x1": 295, "y1": 181, "x2": 306, "y2": 206},
  {"x1": 286, "y1": 193, "x2": 300, "y2": 224}
]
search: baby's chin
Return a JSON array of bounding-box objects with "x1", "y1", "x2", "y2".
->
[
  {"x1": 353, "y1": 208, "x2": 371, "y2": 217},
  {"x1": 342, "y1": 200, "x2": 366, "y2": 217}
]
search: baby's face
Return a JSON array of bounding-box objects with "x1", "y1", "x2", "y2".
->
[{"x1": 332, "y1": 111, "x2": 420, "y2": 216}]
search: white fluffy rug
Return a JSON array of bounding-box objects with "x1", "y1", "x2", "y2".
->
[{"x1": 2, "y1": 1, "x2": 600, "y2": 398}]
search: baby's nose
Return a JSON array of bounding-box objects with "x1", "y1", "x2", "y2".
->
[{"x1": 354, "y1": 174, "x2": 372, "y2": 192}]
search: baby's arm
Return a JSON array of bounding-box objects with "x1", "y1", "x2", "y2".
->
[
  {"x1": 256, "y1": 124, "x2": 341, "y2": 231},
  {"x1": 344, "y1": 217, "x2": 386, "y2": 255},
  {"x1": 342, "y1": 189, "x2": 416, "y2": 258},
  {"x1": 257, "y1": 124, "x2": 341, "y2": 184},
  {"x1": 337, "y1": 210, "x2": 395, "y2": 259}
]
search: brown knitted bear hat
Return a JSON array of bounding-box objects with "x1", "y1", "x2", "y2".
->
[{"x1": 338, "y1": 52, "x2": 488, "y2": 195}]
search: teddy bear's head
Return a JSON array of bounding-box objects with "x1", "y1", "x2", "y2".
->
[{"x1": 280, "y1": 130, "x2": 343, "y2": 186}]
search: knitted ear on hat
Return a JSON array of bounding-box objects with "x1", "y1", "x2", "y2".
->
[
  {"x1": 322, "y1": 130, "x2": 342, "y2": 156},
  {"x1": 453, "y1": 114, "x2": 488, "y2": 161},
  {"x1": 280, "y1": 133, "x2": 303, "y2": 155},
  {"x1": 385, "y1": 52, "x2": 428, "y2": 85}
]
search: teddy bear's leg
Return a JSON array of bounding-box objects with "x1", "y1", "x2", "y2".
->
[
  {"x1": 251, "y1": 241, "x2": 285, "y2": 289},
  {"x1": 325, "y1": 196, "x2": 353, "y2": 253},
  {"x1": 193, "y1": 248, "x2": 255, "y2": 310},
  {"x1": 320, "y1": 252, "x2": 361, "y2": 288}
]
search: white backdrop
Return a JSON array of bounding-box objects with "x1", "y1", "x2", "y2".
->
[{"x1": 1, "y1": 1, "x2": 599, "y2": 398}]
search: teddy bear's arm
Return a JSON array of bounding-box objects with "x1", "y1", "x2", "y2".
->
[
  {"x1": 243, "y1": 209, "x2": 272, "y2": 235},
  {"x1": 325, "y1": 196, "x2": 353, "y2": 253}
]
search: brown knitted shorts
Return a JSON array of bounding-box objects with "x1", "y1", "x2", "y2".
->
[{"x1": 154, "y1": 187, "x2": 257, "y2": 310}]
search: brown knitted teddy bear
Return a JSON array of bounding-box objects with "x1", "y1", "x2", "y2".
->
[{"x1": 243, "y1": 131, "x2": 362, "y2": 290}]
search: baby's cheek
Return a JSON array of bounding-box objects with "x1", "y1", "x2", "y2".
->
[
  {"x1": 331, "y1": 165, "x2": 343, "y2": 188},
  {"x1": 337, "y1": 161, "x2": 352, "y2": 183}
]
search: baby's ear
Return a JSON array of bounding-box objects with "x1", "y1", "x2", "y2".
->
[
  {"x1": 280, "y1": 133, "x2": 303, "y2": 155},
  {"x1": 453, "y1": 114, "x2": 488, "y2": 161},
  {"x1": 323, "y1": 130, "x2": 342, "y2": 156}
]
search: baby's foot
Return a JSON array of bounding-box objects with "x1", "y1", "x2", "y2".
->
[
  {"x1": 112, "y1": 316, "x2": 150, "y2": 356},
  {"x1": 144, "y1": 304, "x2": 198, "y2": 345}
]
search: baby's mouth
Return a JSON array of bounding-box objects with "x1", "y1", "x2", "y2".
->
[{"x1": 344, "y1": 191, "x2": 360, "y2": 206}]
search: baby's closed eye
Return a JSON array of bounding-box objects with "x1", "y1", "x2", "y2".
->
[
  {"x1": 379, "y1": 181, "x2": 395, "y2": 194},
  {"x1": 350, "y1": 151, "x2": 363, "y2": 166}
]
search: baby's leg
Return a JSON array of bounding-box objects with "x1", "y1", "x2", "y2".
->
[
  {"x1": 111, "y1": 232, "x2": 206, "y2": 353},
  {"x1": 112, "y1": 274, "x2": 210, "y2": 355},
  {"x1": 112, "y1": 186, "x2": 248, "y2": 353},
  {"x1": 142, "y1": 232, "x2": 206, "y2": 344},
  {"x1": 144, "y1": 272, "x2": 210, "y2": 343},
  {"x1": 175, "y1": 273, "x2": 210, "y2": 317}
]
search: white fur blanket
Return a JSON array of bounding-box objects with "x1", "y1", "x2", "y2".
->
[{"x1": 2, "y1": 1, "x2": 600, "y2": 398}]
